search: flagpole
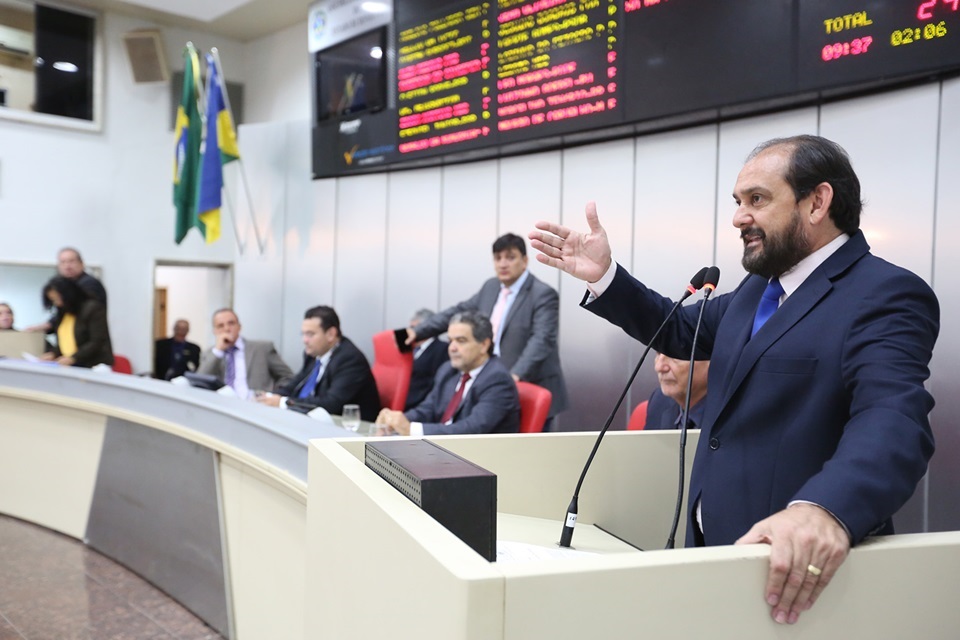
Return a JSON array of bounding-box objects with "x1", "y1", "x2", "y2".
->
[
  {"x1": 222, "y1": 175, "x2": 246, "y2": 253},
  {"x1": 211, "y1": 48, "x2": 267, "y2": 256}
]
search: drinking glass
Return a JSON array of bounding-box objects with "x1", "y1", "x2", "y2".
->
[{"x1": 341, "y1": 404, "x2": 361, "y2": 432}]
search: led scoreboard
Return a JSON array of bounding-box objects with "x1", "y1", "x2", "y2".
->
[
  {"x1": 312, "y1": 0, "x2": 960, "y2": 177},
  {"x1": 799, "y1": 0, "x2": 960, "y2": 89}
]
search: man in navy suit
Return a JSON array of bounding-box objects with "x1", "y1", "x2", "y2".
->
[
  {"x1": 378, "y1": 311, "x2": 520, "y2": 435},
  {"x1": 404, "y1": 308, "x2": 449, "y2": 410},
  {"x1": 643, "y1": 353, "x2": 709, "y2": 430},
  {"x1": 154, "y1": 319, "x2": 201, "y2": 380},
  {"x1": 257, "y1": 305, "x2": 381, "y2": 421},
  {"x1": 407, "y1": 233, "x2": 567, "y2": 424},
  {"x1": 530, "y1": 135, "x2": 939, "y2": 625}
]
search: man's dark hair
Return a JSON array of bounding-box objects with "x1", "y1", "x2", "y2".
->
[
  {"x1": 42, "y1": 275, "x2": 90, "y2": 313},
  {"x1": 748, "y1": 135, "x2": 863, "y2": 234},
  {"x1": 305, "y1": 305, "x2": 341, "y2": 336},
  {"x1": 492, "y1": 233, "x2": 526, "y2": 257},
  {"x1": 450, "y1": 310, "x2": 494, "y2": 355}
]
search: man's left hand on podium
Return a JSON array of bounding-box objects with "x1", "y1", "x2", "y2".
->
[{"x1": 736, "y1": 502, "x2": 850, "y2": 625}]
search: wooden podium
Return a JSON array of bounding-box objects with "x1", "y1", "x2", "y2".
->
[{"x1": 306, "y1": 431, "x2": 960, "y2": 639}]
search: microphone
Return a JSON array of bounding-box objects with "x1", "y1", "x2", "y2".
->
[
  {"x1": 558, "y1": 266, "x2": 710, "y2": 548},
  {"x1": 665, "y1": 266, "x2": 719, "y2": 549}
]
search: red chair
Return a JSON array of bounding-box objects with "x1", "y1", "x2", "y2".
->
[
  {"x1": 370, "y1": 330, "x2": 414, "y2": 411},
  {"x1": 112, "y1": 354, "x2": 133, "y2": 375},
  {"x1": 626, "y1": 400, "x2": 649, "y2": 430},
  {"x1": 516, "y1": 381, "x2": 552, "y2": 433}
]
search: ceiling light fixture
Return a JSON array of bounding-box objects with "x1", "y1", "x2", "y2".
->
[{"x1": 361, "y1": 2, "x2": 389, "y2": 13}]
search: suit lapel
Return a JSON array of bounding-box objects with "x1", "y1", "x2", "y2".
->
[
  {"x1": 501, "y1": 274, "x2": 533, "y2": 333},
  {"x1": 719, "y1": 276, "x2": 832, "y2": 415},
  {"x1": 711, "y1": 232, "x2": 869, "y2": 428},
  {"x1": 440, "y1": 367, "x2": 462, "y2": 419},
  {"x1": 452, "y1": 362, "x2": 486, "y2": 420}
]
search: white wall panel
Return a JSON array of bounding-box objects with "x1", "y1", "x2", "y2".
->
[
  {"x1": 279, "y1": 121, "x2": 329, "y2": 367},
  {"x1": 820, "y1": 85, "x2": 939, "y2": 282},
  {"x1": 384, "y1": 168, "x2": 443, "y2": 329},
  {"x1": 928, "y1": 76, "x2": 960, "y2": 533},
  {"x1": 498, "y1": 151, "x2": 563, "y2": 291},
  {"x1": 333, "y1": 173, "x2": 388, "y2": 361},
  {"x1": 242, "y1": 22, "x2": 311, "y2": 124},
  {"x1": 559, "y1": 138, "x2": 636, "y2": 431},
  {"x1": 438, "y1": 161, "x2": 499, "y2": 308},
  {"x1": 231, "y1": 122, "x2": 288, "y2": 355},
  {"x1": 628, "y1": 125, "x2": 720, "y2": 407},
  {"x1": 715, "y1": 109, "x2": 819, "y2": 294}
]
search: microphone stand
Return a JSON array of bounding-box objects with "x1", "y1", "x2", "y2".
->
[
  {"x1": 558, "y1": 267, "x2": 708, "y2": 548},
  {"x1": 664, "y1": 272, "x2": 717, "y2": 548}
]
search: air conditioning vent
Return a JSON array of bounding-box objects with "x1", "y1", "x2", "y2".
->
[{"x1": 0, "y1": 24, "x2": 33, "y2": 58}]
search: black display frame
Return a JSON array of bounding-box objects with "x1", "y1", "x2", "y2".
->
[{"x1": 312, "y1": 0, "x2": 960, "y2": 179}]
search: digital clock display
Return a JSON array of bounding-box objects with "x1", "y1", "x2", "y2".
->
[
  {"x1": 312, "y1": 0, "x2": 960, "y2": 177},
  {"x1": 799, "y1": 0, "x2": 960, "y2": 88}
]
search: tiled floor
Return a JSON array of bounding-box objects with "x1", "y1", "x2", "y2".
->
[{"x1": 0, "y1": 515, "x2": 223, "y2": 640}]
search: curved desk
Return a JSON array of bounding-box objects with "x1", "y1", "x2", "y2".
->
[{"x1": 0, "y1": 360, "x2": 352, "y2": 640}]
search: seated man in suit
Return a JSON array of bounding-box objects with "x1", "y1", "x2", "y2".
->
[
  {"x1": 406, "y1": 233, "x2": 567, "y2": 426},
  {"x1": 643, "y1": 353, "x2": 710, "y2": 430},
  {"x1": 378, "y1": 311, "x2": 520, "y2": 435},
  {"x1": 154, "y1": 318, "x2": 201, "y2": 380},
  {"x1": 404, "y1": 308, "x2": 449, "y2": 410},
  {"x1": 197, "y1": 308, "x2": 293, "y2": 397},
  {"x1": 257, "y1": 305, "x2": 381, "y2": 421}
]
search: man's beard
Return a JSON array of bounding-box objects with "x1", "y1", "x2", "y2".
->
[{"x1": 741, "y1": 208, "x2": 811, "y2": 279}]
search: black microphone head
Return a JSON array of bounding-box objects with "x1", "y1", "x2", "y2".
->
[
  {"x1": 704, "y1": 266, "x2": 721, "y2": 290},
  {"x1": 689, "y1": 267, "x2": 709, "y2": 290}
]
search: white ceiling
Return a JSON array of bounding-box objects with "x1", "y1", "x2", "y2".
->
[{"x1": 70, "y1": 0, "x2": 309, "y2": 41}]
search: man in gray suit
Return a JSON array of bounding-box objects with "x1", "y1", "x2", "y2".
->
[
  {"x1": 197, "y1": 308, "x2": 293, "y2": 398},
  {"x1": 407, "y1": 233, "x2": 568, "y2": 425}
]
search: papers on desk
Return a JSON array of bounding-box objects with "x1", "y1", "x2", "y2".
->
[{"x1": 496, "y1": 540, "x2": 598, "y2": 563}]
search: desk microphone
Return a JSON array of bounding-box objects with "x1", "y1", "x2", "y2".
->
[
  {"x1": 558, "y1": 266, "x2": 710, "y2": 548},
  {"x1": 665, "y1": 266, "x2": 719, "y2": 549}
]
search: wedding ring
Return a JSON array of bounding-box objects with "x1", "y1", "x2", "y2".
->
[{"x1": 807, "y1": 564, "x2": 822, "y2": 577}]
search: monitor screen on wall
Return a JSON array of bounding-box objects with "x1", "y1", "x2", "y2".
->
[{"x1": 314, "y1": 27, "x2": 387, "y2": 122}]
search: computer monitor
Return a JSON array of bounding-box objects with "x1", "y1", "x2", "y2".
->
[
  {"x1": 0, "y1": 332, "x2": 46, "y2": 359},
  {"x1": 182, "y1": 372, "x2": 224, "y2": 391},
  {"x1": 314, "y1": 27, "x2": 387, "y2": 122}
]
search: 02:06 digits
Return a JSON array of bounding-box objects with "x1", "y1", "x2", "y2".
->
[{"x1": 891, "y1": 21, "x2": 947, "y2": 46}]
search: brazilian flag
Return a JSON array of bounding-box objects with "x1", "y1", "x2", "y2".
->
[{"x1": 173, "y1": 44, "x2": 203, "y2": 244}]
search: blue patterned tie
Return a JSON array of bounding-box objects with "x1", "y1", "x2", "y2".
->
[
  {"x1": 298, "y1": 359, "x2": 323, "y2": 399},
  {"x1": 224, "y1": 346, "x2": 237, "y2": 387},
  {"x1": 751, "y1": 278, "x2": 785, "y2": 337}
]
